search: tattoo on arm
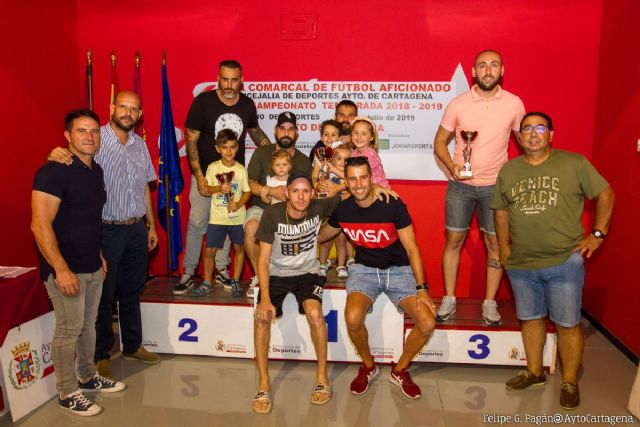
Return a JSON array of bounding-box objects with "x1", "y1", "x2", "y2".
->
[
  {"x1": 185, "y1": 128, "x2": 202, "y2": 175},
  {"x1": 248, "y1": 127, "x2": 270, "y2": 146}
]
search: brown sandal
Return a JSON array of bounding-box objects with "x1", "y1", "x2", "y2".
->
[
  {"x1": 311, "y1": 383, "x2": 332, "y2": 405},
  {"x1": 252, "y1": 390, "x2": 272, "y2": 414}
]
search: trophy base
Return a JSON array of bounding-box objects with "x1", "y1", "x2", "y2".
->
[
  {"x1": 317, "y1": 192, "x2": 328, "y2": 199},
  {"x1": 227, "y1": 211, "x2": 239, "y2": 218},
  {"x1": 460, "y1": 170, "x2": 473, "y2": 178}
]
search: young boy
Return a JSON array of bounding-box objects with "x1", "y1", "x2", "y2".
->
[{"x1": 193, "y1": 129, "x2": 251, "y2": 297}]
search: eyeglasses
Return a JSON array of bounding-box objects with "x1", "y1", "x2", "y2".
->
[{"x1": 521, "y1": 124, "x2": 548, "y2": 135}]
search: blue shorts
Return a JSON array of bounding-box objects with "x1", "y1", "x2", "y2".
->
[
  {"x1": 445, "y1": 180, "x2": 496, "y2": 234},
  {"x1": 206, "y1": 224, "x2": 244, "y2": 248},
  {"x1": 346, "y1": 264, "x2": 416, "y2": 314},
  {"x1": 506, "y1": 252, "x2": 584, "y2": 327}
]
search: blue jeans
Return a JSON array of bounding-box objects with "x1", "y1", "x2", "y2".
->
[
  {"x1": 45, "y1": 269, "x2": 103, "y2": 395},
  {"x1": 445, "y1": 180, "x2": 496, "y2": 234},
  {"x1": 507, "y1": 252, "x2": 584, "y2": 327}
]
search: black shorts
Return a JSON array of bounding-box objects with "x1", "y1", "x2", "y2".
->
[{"x1": 257, "y1": 273, "x2": 325, "y2": 318}]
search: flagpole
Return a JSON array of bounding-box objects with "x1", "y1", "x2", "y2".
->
[
  {"x1": 110, "y1": 51, "x2": 117, "y2": 105},
  {"x1": 162, "y1": 50, "x2": 173, "y2": 276},
  {"x1": 86, "y1": 49, "x2": 93, "y2": 110}
]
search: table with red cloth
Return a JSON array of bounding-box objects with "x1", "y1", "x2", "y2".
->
[
  {"x1": 0, "y1": 269, "x2": 52, "y2": 413},
  {"x1": 0, "y1": 270, "x2": 52, "y2": 346}
]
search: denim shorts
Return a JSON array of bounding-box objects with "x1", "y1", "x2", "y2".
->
[
  {"x1": 506, "y1": 252, "x2": 584, "y2": 327},
  {"x1": 206, "y1": 224, "x2": 244, "y2": 248},
  {"x1": 346, "y1": 264, "x2": 416, "y2": 314},
  {"x1": 244, "y1": 205, "x2": 263, "y2": 225},
  {"x1": 445, "y1": 180, "x2": 496, "y2": 234}
]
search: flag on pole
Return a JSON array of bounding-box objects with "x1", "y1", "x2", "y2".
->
[
  {"x1": 83, "y1": 49, "x2": 93, "y2": 110},
  {"x1": 110, "y1": 51, "x2": 119, "y2": 105},
  {"x1": 133, "y1": 52, "x2": 146, "y2": 140},
  {"x1": 157, "y1": 52, "x2": 184, "y2": 272}
]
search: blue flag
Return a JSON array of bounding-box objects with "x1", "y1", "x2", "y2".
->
[{"x1": 157, "y1": 61, "x2": 184, "y2": 271}]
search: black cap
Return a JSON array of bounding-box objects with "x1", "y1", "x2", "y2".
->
[
  {"x1": 286, "y1": 170, "x2": 313, "y2": 186},
  {"x1": 277, "y1": 111, "x2": 297, "y2": 127}
]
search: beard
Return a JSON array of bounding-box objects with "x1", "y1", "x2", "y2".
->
[
  {"x1": 339, "y1": 121, "x2": 351, "y2": 136},
  {"x1": 476, "y1": 75, "x2": 501, "y2": 92},
  {"x1": 221, "y1": 88, "x2": 238, "y2": 99},
  {"x1": 276, "y1": 134, "x2": 297, "y2": 149},
  {"x1": 111, "y1": 114, "x2": 136, "y2": 132}
]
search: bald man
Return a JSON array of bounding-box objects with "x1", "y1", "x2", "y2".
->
[{"x1": 49, "y1": 90, "x2": 161, "y2": 377}]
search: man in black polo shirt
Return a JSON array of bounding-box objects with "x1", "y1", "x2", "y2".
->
[
  {"x1": 319, "y1": 156, "x2": 436, "y2": 400},
  {"x1": 31, "y1": 109, "x2": 125, "y2": 417}
]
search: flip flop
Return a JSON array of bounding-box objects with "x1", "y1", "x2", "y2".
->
[{"x1": 252, "y1": 390, "x2": 272, "y2": 414}]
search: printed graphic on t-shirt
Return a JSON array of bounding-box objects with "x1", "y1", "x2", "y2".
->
[
  {"x1": 340, "y1": 222, "x2": 398, "y2": 248},
  {"x1": 509, "y1": 175, "x2": 559, "y2": 214},
  {"x1": 215, "y1": 113, "x2": 244, "y2": 140},
  {"x1": 214, "y1": 182, "x2": 239, "y2": 207},
  {"x1": 277, "y1": 217, "x2": 321, "y2": 256}
]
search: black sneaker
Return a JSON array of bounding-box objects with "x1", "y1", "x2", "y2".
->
[
  {"x1": 79, "y1": 373, "x2": 126, "y2": 393},
  {"x1": 215, "y1": 269, "x2": 231, "y2": 287},
  {"x1": 58, "y1": 390, "x2": 102, "y2": 416},
  {"x1": 173, "y1": 274, "x2": 195, "y2": 295}
]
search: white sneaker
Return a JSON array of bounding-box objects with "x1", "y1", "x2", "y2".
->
[
  {"x1": 336, "y1": 266, "x2": 348, "y2": 279},
  {"x1": 319, "y1": 263, "x2": 329, "y2": 277},
  {"x1": 436, "y1": 296, "x2": 456, "y2": 322},
  {"x1": 247, "y1": 276, "x2": 259, "y2": 299},
  {"x1": 482, "y1": 299, "x2": 502, "y2": 326}
]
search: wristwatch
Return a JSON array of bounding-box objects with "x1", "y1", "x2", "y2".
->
[
  {"x1": 591, "y1": 229, "x2": 606, "y2": 239},
  {"x1": 416, "y1": 283, "x2": 429, "y2": 292}
]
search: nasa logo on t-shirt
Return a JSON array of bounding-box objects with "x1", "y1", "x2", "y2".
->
[
  {"x1": 341, "y1": 223, "x2": 398, "y2": 249},
  {"x1": 215, "y1": 113, "x2": 244, "y2": 139}
]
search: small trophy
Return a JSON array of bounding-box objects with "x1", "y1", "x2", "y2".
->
[
  {"x1": 215, "y1": 171, "x2": 238, "y2": 217},
  {"x1": 459, "y1": 130, "x2": 478, "y2": 178},
  {"x1": 316, "y1": 146, "x2": 334, "y2": 198}
]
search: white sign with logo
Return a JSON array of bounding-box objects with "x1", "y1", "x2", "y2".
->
[
  {"x1": 0, "y1": 311, "x2": 55, "y2": 422},
  {"x1": 140, "y1": 303, "x2": 255, "y2": 358},
  {"x1": 409, "y1": 328, "x2": 557, "y2": 368},
  {"x1": 190, "y1": 66, "x2": 470, "y2": 181},
  {"x1": 267, "y1": 289, "x2": 404, "y2": 363}
]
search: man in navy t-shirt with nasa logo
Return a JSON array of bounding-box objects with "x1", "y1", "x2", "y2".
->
[{"x1": 319, "y1": 156, "x2": 436, "y2": 400}]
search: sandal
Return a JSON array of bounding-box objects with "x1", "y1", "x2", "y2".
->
[
  {"x1": 252, "y1": 390, "x2": 272, "y2": 414},
  {"x1": 191, "y1": 282, "x2": 213, "y2": 297},
  {"x1": 311, "y1": 383, "x2": 332, "y2": 405}
]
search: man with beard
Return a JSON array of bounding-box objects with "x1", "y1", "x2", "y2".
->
[
  {"x1": 49, "y1": 91, "x2": 160, "y2": 377},
  {"x1": 318, "y1": 156, "x2": 436, "y2": 400},
  {"x1": 434, "y1": 50, "x2": 525, "y2": 327},
  {"x1": 244, "y1": 112, "x2": 312, "y2": 297},
  {"x1": 174, "y1": 60, "x2": 271, "y2": 295}
]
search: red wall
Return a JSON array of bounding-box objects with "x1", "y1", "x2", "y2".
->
[
  {"x1": 0, "y1": 1, "x2": 82, "y2": 266},
  {"x1": 585, "y1": 0, "x2": 640, "y2": 356},
  {"x1": 10, "y1": 1, "x2": 634, "y2": 355},
  {"x1": 68, "y1": 0, "x2": 603, "y2": 302}
]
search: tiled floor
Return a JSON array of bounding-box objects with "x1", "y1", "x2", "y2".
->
[{"x1": 2, "y1": 318, "x2": 637, "y2": 426}]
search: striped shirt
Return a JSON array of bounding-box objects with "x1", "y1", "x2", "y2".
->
[{"x1": 96, "y1": 123, "x2": 157, "y2": 221}]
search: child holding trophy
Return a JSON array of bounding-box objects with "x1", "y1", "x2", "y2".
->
[
  {"x1": 314, "y1": 145, "x2": 352, "y2": 278},
  {"x1": 195, "y1": 129, "x2": 251, "y2": 297}
]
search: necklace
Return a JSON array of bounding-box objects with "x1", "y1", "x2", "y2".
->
[{"x1": 285, "y1": 203, "x2": 307, "y2": 255}]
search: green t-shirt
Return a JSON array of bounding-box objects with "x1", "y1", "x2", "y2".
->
[
  {"x1": 247, "y1": 144, "x2": 312, "y2": 209},
  {"x1": 492, "y1": 149, "x2": 609, "y2": 269}
]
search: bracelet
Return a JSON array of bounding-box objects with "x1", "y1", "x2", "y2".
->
[{"x1": 416, "y1": 283, "x2": 429, "y2": 292}]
